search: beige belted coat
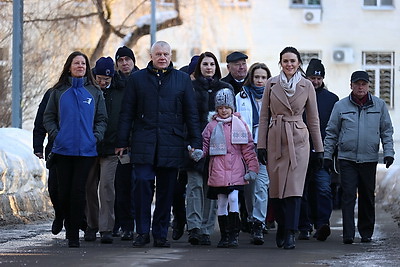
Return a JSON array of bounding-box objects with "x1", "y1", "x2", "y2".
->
[{"x1": 257, "y1": 75, "x2": 323, "y2": 199}]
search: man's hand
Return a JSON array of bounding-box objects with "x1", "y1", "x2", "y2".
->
[
  {"x1": 315, "y1": 152, "x2": 324, "y2": 169},
  {"x1": 384, "y1": 156, "x2": 394, "y2": 168},
  {"x1": 115, "y1": 147, "x2": 128, "y2": 156},
  {"x1": 34, "y1": 152, "x2": 44, "y2": 159},
  {"x1": 324, "y1": 158, "x2": 333, "y2": 173},
  {"x1": 257, "y1": 149, "x2": 267, "y2": 165}
]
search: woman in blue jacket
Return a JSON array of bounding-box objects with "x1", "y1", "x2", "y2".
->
[{"x1": 43, "y1": 51, "x2": 107, "y2": 248}]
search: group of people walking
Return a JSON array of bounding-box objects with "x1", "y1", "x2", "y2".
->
[{"x1": 33, "y1": 41, "x2": 394, "y2": 250}]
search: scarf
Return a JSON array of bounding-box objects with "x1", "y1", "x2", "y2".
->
[
  {"x1": 279, "y1": 70, "x2": 302, "y2": 97},
  {"x1": 243, "y1": 85, "x2": 264, "y2": 130},
  {"x1": 209, "y1": 115, "x2": 248, "y2": 155}
]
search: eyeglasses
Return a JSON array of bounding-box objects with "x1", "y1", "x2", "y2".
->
[{"x1": 96, "y1": 76, "x2": 112, "y2": 83}]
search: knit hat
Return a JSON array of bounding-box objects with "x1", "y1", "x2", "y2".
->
[
  {"x1": 306, "y1": 58, "x2": 325, "y2": 78},
  {"x1": 215, "y1": 88, "x2": 235, "y2": 111},
  {"x1": 94, "y1": 57, "x2": 115, "y2": 77},
  {"x1": 115, "y1": 46, "x2": 135, "y2": 64},
  {"x1": 187, "y1": 55, "x2": 200, "y2": 75}
]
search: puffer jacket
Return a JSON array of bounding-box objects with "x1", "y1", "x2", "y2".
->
[
  {"x1": 117, "y1": 61, "x2": 201, "y2": 168},
  {"x1": 43, "y1": 77, "x2": 107, "y2": 157},
  {"x1": 202, "y1": 113, "x2": 259, "y2": 187},
  {"x1": 324, "y1": 92, "x2": 394, "y2": 163}
]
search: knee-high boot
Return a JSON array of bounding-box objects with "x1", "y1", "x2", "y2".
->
[
  {"x1": 217, "y1": 215, "x2": 229, "y2": 248},
  {"x1": 228, "y1": 212, "x2": 240, "y2": 248}
]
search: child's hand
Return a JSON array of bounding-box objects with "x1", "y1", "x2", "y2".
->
[
  {"x1": 244, "y1": 171, "x2": 257, "y2": 181},
  {"x1": 187, "y1": 145, "x2": 203, "y2": 162}
]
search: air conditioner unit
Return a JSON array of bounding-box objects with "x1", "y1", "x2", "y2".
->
[
  {"x1": 303, "y1": 9, "x2": 321, "y2": 24},
  {"x1": 332, "y1": 48, "x2": 354, "y2": 64}
]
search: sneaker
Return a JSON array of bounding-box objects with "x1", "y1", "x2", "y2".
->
[
  {"x1": 199, "y1": 234, "x2": 211, "y2": 246},
  {"x1": 133, "y1": 233, "x2": 150, "y2": 247},
  {"x1": 252, "y1": 220, "x2": 264, "y2": 245},
  {"x1": 153, "y1": 238, "x2": 171, "y2": 248},
  {"x1": 188, "y1": 228, "x2": 201, "y2": 245},
  {"x1": 100, "y1": 231, "x2": 113, "y2": 244},
  {"x1": 316, "y1": 224, "x2": 331, "y2": 241},
  {"x1": 84, "y1": 227, "x2": 97, "y2": 242},
  {"x1": 298, "y1": 230, "x2": 311, "y2": 240},
  {"x1": 121, "y1": 230, "x2": 134, "y2": 241}
]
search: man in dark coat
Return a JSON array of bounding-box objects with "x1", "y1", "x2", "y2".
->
[
  {"x1": 116, "y1": 41, "x2": 201, "y2": 248},
  {"x1": 221, "y1": 51, "x2": 248, "y2": 95}
]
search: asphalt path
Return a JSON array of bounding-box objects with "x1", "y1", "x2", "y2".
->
[{"x1": 0, "y1": 206, "x2": 399, "y2": 266}]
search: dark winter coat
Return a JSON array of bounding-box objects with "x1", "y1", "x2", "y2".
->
[
  {"x1": 117, "y1": 61, "x2": 201, "y2": 168},
  {"x1": 222, "y1": 73, "x2": 246, "y2": 95},
  {"x1": 43, "y1": 77, "x2": 108, "y2": 157}
]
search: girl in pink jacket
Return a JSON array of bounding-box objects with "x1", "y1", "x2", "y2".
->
[{"x1": 202, "y1": 88, "x2": 259, "y2": 248}]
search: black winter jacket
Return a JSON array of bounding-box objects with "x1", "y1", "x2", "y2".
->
[{"x1": 117, "y1": 62, "x2": 201, "y2": 168}]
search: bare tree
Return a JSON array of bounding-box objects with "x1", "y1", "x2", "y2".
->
[{"x1": 0, "y1": 0, "x2": 183, "y2": 127}]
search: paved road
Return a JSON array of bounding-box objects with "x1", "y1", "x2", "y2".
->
[{"x1": 0, "y1": 206, "x2": 399, "y2": 266}]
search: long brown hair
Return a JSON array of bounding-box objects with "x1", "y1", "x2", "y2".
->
[
  {"x1": 193, "y1": 51, "x2": 222, "y2": 80},
  {"x1": 243, "y1": 62, "x2": 272, "y2": 87},
  {"x1": 53, "y1": 51, "x2": 95, "y2": 89}
]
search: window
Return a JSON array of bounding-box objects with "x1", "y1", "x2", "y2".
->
[
  {"x1": 220, "y1": 0, "x2": 251, "y2": 7},
  {"x1": 291, "y1": 0, "x2": 321, "y2": 7},
  {"x1": 362, "y1": 52, "x2": 394, "y2": 108},
  {"x1": 364, "y1": 0, "x2": 393, "y2": 8},
  {"x1": 300, "y1": 51, "x2": 321, "y2": 67}
]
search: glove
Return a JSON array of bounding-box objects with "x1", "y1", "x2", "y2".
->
[
  {"x1": 384, "y1": 156, "x2": 394, "y2": 169},
  {"x1": 315, "y1": 152, "x2": 324, "y2": 170},
  {"x1": 188, "y1": 145, "x2": 203, "y2": 162},
  {"x1": 244, "y1": 171, "x2": 257, "y2": 181},
  {"x1": 323, "y1": 158, "x2": 333, "y2": 173},
  {"x1": 257, "y1": 149, "x2": 267, "y2": 165}
]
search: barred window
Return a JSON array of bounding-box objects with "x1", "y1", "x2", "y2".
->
[
  {"x1": 300, "y1": 51, "x2": 321, "y2": 68},
  {"x1": 364, "y1": 0, "x2": 393, "y2": 7},
  {"x1": 362, "y1": 52, "x2": 394, "y2": 108},
  {"x1": 291, "y1": 0, "x2": 321, "y2": 7},
  {"x1": 220, "y1": 0, "x2": 251, "y2": 7}
]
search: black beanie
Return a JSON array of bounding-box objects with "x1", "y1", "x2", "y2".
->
[
  {"x1": 306, "y1": 58, "x2": 325, "y2": 78},
  {"x1": 115, "y1": 46, "x2": 135, "y2": 65}
]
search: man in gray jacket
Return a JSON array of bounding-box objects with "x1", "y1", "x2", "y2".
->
[{"x1": 324, "y1": 70, "x2": 394, "y2": 245}]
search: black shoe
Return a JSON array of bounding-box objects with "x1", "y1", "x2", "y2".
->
[
  {"x1": 84, "y1": 227, "x2": 97, "y2": 242},
  {"x1": 51, "y1": 218, "x2": 63, "y2": 235},
  {"x1": 100, "y1": 231, "x2": 113, "y2": 244},
  {"x1": 361, "y1": 237, "x2": 372, "y2": 243},
  {"x1": 121, "y1": 231, "x2": 134, "y2": 241},
  {"x1": 316, "y1": 224, "x2": 331, "y2": 241},
  {"x1": 112, "y1": 230, "x2": 121, "y2": 237},
  {"x1": 343, "y1": 238, "x2": 354, "y2": 244},
  {"x1": 284, "y1": 230, "x2": 296, "y2": 249},
  {"x1": 153, "y1": 238, "x2": 171, "y2": 248},
  {"x1": 199, "y1": 234, "x2": 211, "y2": 246},
  {"x1": 276, "y1": 225, "x2": 284, "y2": 248},
  {"x1": 188, "y1": 228, "x2": 201, "y2": 245},
  {"x1": 266, "y1": 221, "x2": 276, "y2": 230},
  {"x1": 172, "y1": 219, "x2": 185, "y2": 240},
  {"x1": 133, "y1": 233, "x2": 150, "y2": 247},
  {"x1": 252, "y1": 220, "x2": 264, "y2": 245},
  {"x1": 68, "y1": 239, "x2": 80, "y2": 248},
  {"x1": 298, "y1": 230, "x2": 311, "y2": 240}
]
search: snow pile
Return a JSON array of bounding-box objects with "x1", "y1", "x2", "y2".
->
[
  {"x1": 0, "y1": 128, "x2": 52, "y2": 225},
  {"x1": 376, "y1": 164, "x2": 400, "y2": 221}
]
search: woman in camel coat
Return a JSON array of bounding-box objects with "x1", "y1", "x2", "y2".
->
[{"x1": 257, "y1": 47, "x2": 323, "y2": 250}]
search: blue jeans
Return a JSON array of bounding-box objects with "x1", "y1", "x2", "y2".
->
[
  {"x1": 299, "y1": 160, "x2": 332, "y2": 231},
  {"x1": 252, "y1": 164, "x2": 270, "y2": 223},
  {"x1": 186, "y1": 170, "x2": 217, "y2": 235}
]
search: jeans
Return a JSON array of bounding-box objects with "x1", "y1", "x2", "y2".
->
[
  {"x1": 299, "y1": 160, "x2": 332, "y2": 231},
  {"x1": 252, "y1": 164, "x2": 270, "y2": 223},
  {"x1": 186, "y1": 170, "x2": 217, "y2": 235}
]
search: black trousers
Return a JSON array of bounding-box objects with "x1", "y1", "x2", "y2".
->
[
  {"x1": 56, "y1": 155, "x2": 95, "y2": 241},
  {"x1": 339, "y1": 160, "x2": 377, "y2": 240},
  {"x1": 114, "y1": 162, "x2": 135, "y2": 232},
  {"x1": 47, "y1": 165, "x2": 61, "y2": 220},
  {"x1": 271, "y1": 196, "x2": 301, "y2": 231}
]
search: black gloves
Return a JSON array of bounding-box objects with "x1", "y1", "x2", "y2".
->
[
  {"x1": 323, "y1": 158, "x2": 333, "y2": 173},
  {"x1": 315, "y1": 152, "x2": 324, "y2": 170},
  {"x1": 257, "y1": 149, "x2": 267, "y2": 165},
  {"x1": 384, "y1": 156, "x2": 394, "y2": 168}
]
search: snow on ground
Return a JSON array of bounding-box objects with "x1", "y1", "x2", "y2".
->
[{"x1": 0, "y1": 128, "x2": 52, "y2": 225}]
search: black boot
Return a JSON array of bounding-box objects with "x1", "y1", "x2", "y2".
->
[
  {"x1": 284, "y1": 230, "x2": 296, "y2": 249},
  {"x1": 276, "y1": 224, "x2": 285, "y2": 248},
  {"x1": 252, "y1": 220, "x2": 264, "y2": 245},
  {"x1": 228, "y1": 212, "x2": 240, "y2": 248},
  {"x1": 217, "y1": 215, "x2": 229, "y2": 248}
]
